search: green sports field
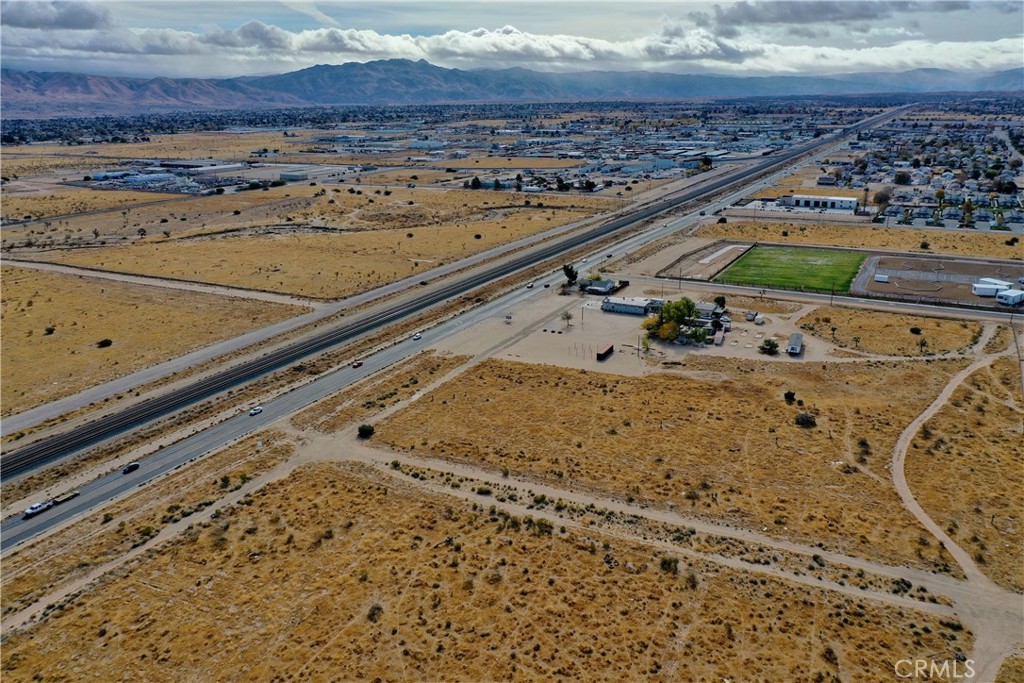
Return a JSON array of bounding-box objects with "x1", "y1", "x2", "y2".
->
[{"x1": 715, "y1": 246, "x2": 867, "y2": 292}]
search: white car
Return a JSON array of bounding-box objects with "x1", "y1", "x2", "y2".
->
[
  {"x1": 23, "y1": 501, "x2": 54, "y2": 519},
  {"x1": 249, "y1": 406, "x2": 263, "y2": 416},
  {"x1": 526, "y1": 282, "x2": 534, "y2": 289},
  {"x1": 412, "y1": 333, "x2": 422, "y2": 341}
]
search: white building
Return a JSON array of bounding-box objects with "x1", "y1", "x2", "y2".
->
[
  {"x1": 601, "y1": 297, "x2": 660, "y2": 315},
  {"x1": 779, "y1": 195, "x2": 858, "y2": 211}
]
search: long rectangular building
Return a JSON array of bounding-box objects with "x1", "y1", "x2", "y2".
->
[{"x1": 601, "y1": 296, "x2": 660, "y2": 316}]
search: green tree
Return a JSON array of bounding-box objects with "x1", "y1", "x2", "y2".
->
[
  {"x1": 689, "y1": 327, "x2": 708, "y2": 345},
  {"x1": 894, "y1": 171, "x2": 911, "y2": 185},
  {"x1": 660, "y1": 298, "x2": 697, "y2": 326},
  {"x1": 759, "y1": 338, "x2": 779, "y2": 355},
  {"x1": 562, "y1": 264, "x2": 578, "y2": 285},
  {"x1": 470, "y1": 176, "x2": 482, "y2": 190},
  {"x1": 713, "y1": 295, "x2": 727, "y2": 310},
  {"x1": 873, "y1": 189, "x2": 891, "y2": 206}
]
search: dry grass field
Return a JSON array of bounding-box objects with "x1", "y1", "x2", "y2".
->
[
  {"x1": 45, "y1": 189, "x2": 618, "y2": 298},
  {"x1": 2, "y1": 130, "x2": 326, "y2": 164},
  {"x1": 905, "y1": 356, "x2": 1024, "y2": 592},
  {"x1": 696, "y1": 220, "x2": 1022, "y2": 259},
  {"x1": 752, "y1": 186, "x2": 864, "y2": 200},
  {"x1": 1, "y1": 432, "x2": 294, "y2": 618},
  {"x1": 797, "y1": 307, "x2": 983, "y2": 356},
  {"x1": 0, "y1": 461, "x2": 970, "y2": 683},
  {"x1": 1, "y1": 189, "x2": 181, "y2": 222},
  {"x1": 362, "y1": 169, "x2": 460, "y2": 185},
  {"x1": 0, "y1": 154, "x2": 111, "y2": 178},
  {"x1": 293, "y1": 352, "x2": 471, "y2": 433},
  {"x1": 376, "y1": 357, "x2": 967, "y2": 573},
  {"x1": 997, "y1": 655, "x2": 1024, "y2": 683},
  {"x1": 0, "y1": 265, "x2": 304, "y2": 416}
]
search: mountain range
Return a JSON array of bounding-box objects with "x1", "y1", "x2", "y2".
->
[{"x1": 2, "y1": 59, "x2": 1022, "y2": 119}]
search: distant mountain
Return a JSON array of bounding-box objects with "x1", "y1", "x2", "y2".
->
[{"x1": 2, "y1": 60, "x2": 1021, "y2": 119}]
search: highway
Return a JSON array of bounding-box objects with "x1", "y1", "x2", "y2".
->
[{"x1": 1, "y1": 108, "x2": 913, "y2": 547}]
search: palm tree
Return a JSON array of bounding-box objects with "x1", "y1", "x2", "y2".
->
[{"x1": 561, "y1": 311, "x2": 573, "y2": 327}]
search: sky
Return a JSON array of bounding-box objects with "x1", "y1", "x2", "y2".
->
[{"x1": 1, "y1": 0, "x2": 1022, "y2": 79}]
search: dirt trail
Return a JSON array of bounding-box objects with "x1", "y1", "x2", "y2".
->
[
  {"x1": 2, "y1": 258, "x2": 323, "y2": 308},
  {"x1": 888, "y1": 330, "x2": 1024, "y2": 682}
]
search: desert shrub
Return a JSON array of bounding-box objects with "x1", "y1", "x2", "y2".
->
[
  {"x1": 95, "y1": 338, "x2": 113, "y2": 348},
  {"x1": 783, "y1": 390, "x2": 796, "y2": 405},
  {"x1": 357, "y1": 424, "x2": 375, "y2": 439},
  {"x1": 660, "y1": 557, "x2": 679, "y2": 574},
  {"x1": 795, "y1": 413, "x2": 817, "y2": 428},
  {"x1": 367, "y1": 604, "x2": 383, "y2": 623},
  {"x1": 909, "y1": 327, "x2": 922, "y2": 335}
]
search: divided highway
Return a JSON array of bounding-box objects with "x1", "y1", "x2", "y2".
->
[{"x1": 0, "y1": 106, "x2": 907, "y2": 480}]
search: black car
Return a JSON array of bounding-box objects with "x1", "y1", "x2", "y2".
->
[{"x1": 122, "y1": 462, "x2": 140, "y2": 475}]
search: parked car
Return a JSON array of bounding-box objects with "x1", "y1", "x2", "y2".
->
[
  {"x1": 248, "y1": 406, "x2": 263, "y2": 416},
  {"x1": 122, "y1": 462, "x2": 140, "y2": 474}
]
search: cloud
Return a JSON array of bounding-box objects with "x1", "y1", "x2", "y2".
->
[
  {"x1": 693, "y1": 0, "x2": 972, "y2": 31},
  {"x1": 0, "y1": 9, "x2": 1018, "y2": 80},
  {"x1": 285, "y1": 2, "x2": 342, "y2": 28},
  {"x1": 0, "y1": 0, "x2": 111, "y2": 30}
]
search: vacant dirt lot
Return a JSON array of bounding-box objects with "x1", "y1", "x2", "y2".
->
[
  {"x1": 1, "y1": 432, "x2": 294, "y2": 618},
  {"x1": 452, "y1": 157, "x2": 586, "y2": 170},
  {"x1": 0, "y1": 154, "x2": 111, "y2": 178},
  {"x1": 2, "y1": 130, "x2": 326, "y2": 164},
  {"x1": 905, "y1": 356, "x2": 1024, "y2": 592},
  {"x1": 376, "y1": 357, "x2": 967, "y2": 573},
  {"x1": 797, "y1": 307, "x2": 983, "y2": 356},
  {"x1": 45, "y1": 190, "x2": 617, "y2": 298},
  {"x1": 0, "y1": 265, "x2": 304, "y2": 416},
  {"x1": 696, "y1": 221, "x2": 1022, "y2": 259},
  {"x1": 1, "y1": 190, "x2": 182, "y2": 223},
  {"x1": 293, "y1": 352, "x2": 472, "y2": 433},
  {"x1": 0, "y1": 461, "x2": 968, "y2": 683}
]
